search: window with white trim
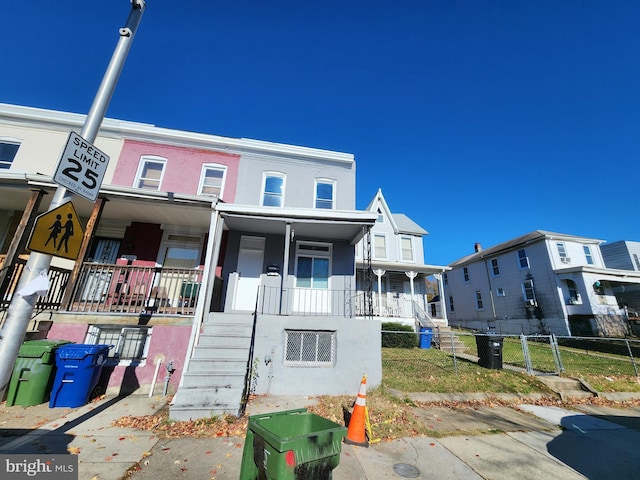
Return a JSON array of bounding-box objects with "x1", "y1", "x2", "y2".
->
[
  {"x1": 198, "y1": 164, "x2": 226, "y2": 197},
  {"x1": 285, "y1": 330, "x2": 335, "y2": 366},
  {"x1": 376, "y1": 208, "x2": 384, "y2": 223},
  {"x1": 85, "y1": 325, "x2": 151, "y2": 366},
  {"x1": 373, "y1": 234, "x2": 387, "y2": 260},
  {"x1": 557, "y1": 242, "x2": 569, "y2": 263},
  {"x1": 518, "y1": 249, "x2": 529, "y2": 269},
  {"x1": 475, "y1": 291, "x2": 484, "y2": 310},
  {"x1": 262, "y1": 172, "x2": 285, "y2": 206},
  {"x1": 566, "y1": 279, "x2": 581, "y2": 304},
  {"x1": 522, "y1": 279, "x2": 537, "y2": 304},
  {"x1": 400, "y1": 236, "x2": 414, "y2": 262},
  {"x1": 0, "y1": 140, "x2": 20, "y2": 169},
  {"x1": 134, "y1": 156, "x2": 166, "y2": 190},
  {"x1": 634, "y1": 254, "x2": 640, "y2": 271},
  {"x1": 583, "y1": 245, "x2": 594, "y2": 265},
  {"x1": 463, "y1": 267, "x2": 469, "y2": 282},
  {"x1": 496, "y1": 287, "x2": 506, "y2": 297},
  {"x1": 295, "y1": 242, "x2": 331, "y2": 289},
  {"x1": 314, "y1": 179, "x2": 335, "y2": 209},
  {"x1": 491, "y1": 258, "x2": 500, "y2": 276}
]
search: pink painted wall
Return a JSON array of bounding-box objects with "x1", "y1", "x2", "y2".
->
[
  {"x1": 47, "y1": 323, "x2": 191, "y2": 394},
  {"x1": 111, "y1": 139, "x2": 239, "y2": 202}
]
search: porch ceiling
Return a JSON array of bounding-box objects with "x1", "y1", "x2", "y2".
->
[
  {"x1": 219, "y1": 206, "x2": 377, "y2": 244},
  {"x1": 357, "y1": 259, "x2": 449, "y2": 275},
  {"x1": 0, "y1": 175, "x2": 214, "y2": 229}
]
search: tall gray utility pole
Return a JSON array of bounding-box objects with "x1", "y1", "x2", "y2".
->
[{"x1": 0, "y1": 0, "x2": 146, "y2": 400}]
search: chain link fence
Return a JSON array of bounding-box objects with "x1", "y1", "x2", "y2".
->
[{"x1": 381, "y1": 328, "x2": 640, "y2": 385}]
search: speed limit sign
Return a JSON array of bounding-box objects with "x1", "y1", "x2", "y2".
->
[{"x1": 53, "y1": 131, "x2": 110, "y2": 202}]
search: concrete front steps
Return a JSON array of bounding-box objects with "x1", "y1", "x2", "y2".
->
[
  {"x1": 434, "y1": 326, "x2": 468, "y2": 355},
  {"x1": 169, "y1": 313, "x2": 254, "y2": 421},
  {"x1": 537, "y1": 376, "x2": 596, "y2": 401}
]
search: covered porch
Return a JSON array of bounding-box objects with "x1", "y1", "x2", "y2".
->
[
  {"x1": 355, "y1": 259, "x2": 449, "y2": 327},
  {"x1": 213, "y1": 203, "x2": 378, "y2": 317}
]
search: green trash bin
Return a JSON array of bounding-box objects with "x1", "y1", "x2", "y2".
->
[
  {"x1": 239, "y1": 408, "x2": 348, "y2": 480},
  {"x1": 5, "y1": 340, "x2": 73, "y2": 406}
]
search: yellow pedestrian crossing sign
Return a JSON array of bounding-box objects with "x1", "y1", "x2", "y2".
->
[{"x1": 27, "y1": 202, "x2": 84, "y2": 260}]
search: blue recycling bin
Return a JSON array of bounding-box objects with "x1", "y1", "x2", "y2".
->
[
  {"x1": 49, "y1": 344, "x2": 111, "y2": 408},
  {"x1": 419, "y1": 327, "x2": 433, "y2": 349}
]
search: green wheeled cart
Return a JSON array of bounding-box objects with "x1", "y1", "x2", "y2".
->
[
  {"x1": 239, "y1": 408, "x2": 347, "y2": 480},
  {"x1": 5, "y1": 340, "x2": 73, "y2": 406}
]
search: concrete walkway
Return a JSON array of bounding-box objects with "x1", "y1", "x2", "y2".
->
[{"x1": 1, "y1": 394, "x2": 640, "y2": 479}]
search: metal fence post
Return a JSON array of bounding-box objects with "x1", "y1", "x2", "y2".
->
[
  {"x1": 520, "y1": 334, "x2": 533, "y2": 375},
  {"x1": 450, "y1": 332, "x2": 458, "y2": 375},
  {"x1": 624, "y1": 338, "x2": 639, "y2": 378},
  {"x1": 550, "y1": 334, "x2": 564, "y2": 374}
]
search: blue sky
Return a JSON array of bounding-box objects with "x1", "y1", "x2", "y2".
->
[{"x1": 2, "y1": 1, "x2": 640, "y2": 265}]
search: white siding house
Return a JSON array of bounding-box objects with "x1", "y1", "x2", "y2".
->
[
  {"x1": 354, "y1": 189, "x2": 449, "y2": 328},
  {"x1": 444, "y1": 231, "x2": 640, "y2": 337}
]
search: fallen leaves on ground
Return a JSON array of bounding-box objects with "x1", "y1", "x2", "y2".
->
[
  {"x1": 110, "y1": 393, "x2": 640, "y2": 442},
  {"x1": 112, "y1": 412, "x2": 248, "y2": 439}
]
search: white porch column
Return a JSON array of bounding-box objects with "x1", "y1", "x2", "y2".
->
[
  {"x1": 281, "y1": 222, "x2": 292, "y2": 315},
  {"x1": 373, "y1": 268, "x2": 385, "y2": 314},
  {"x1": 434, "y1": 272, "x2": 449, "y2": 326},
  {"x1": 405, "y1": 270, "x2": 418, "y2": 301}
]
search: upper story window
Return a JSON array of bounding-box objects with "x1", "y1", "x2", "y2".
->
[
  {"x1": 314, "y1": 179, "x2": 335, "y2": 209},
  {"x1": 0, "y1": 140, "x2": 20, "y2": 169},
  {"x1": 557, "y1": 242, "x2": 570, "y2": 263},
  {"x1": 522, "y1": 279, "x2": 537, "y2": 305},
  {"x1": 198, "y1": 164, "x2": 226, "y2": 197},
  {"x1": 491, "y1": 258, "x2": 500, "y2": 276},
  {"x1": 262, "y1": 172, "x2": 285, "y2": 207},
  {"x1": 373, "y1": 234, "x2": 387, "y2": 260},
  {"x1": 463, "y1": 267, "x2": 470, "y2": 282},
  {"x1": 377, "y1": 208, "x2": 384, "y2": 223},
  {"x1": 443, "y1": 273, "x2": 448, "y2": 285},
  {"x1": 496, "y1": 287, "x2": 506, "y2": 297},
  {"x1": 475, "y1": 291, "x2": 484, "y2": 310},
  {"x1": 400, "y1": 236, "x2": 414, "y2": 262},
  {"x1": 583, "y1": 245, "x2": 594, "y2": 265},
  {"x1": 518, "y1": 249, "x2": 529, "y2": 269},
  {"x1": 134, "y1": 156, "x2": 166, "y2": 191},
  {"x1": 634, "y1": 254, "x2": 640, "y2": 271}
]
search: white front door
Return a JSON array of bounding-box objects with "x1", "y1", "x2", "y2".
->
[{"x1": 234, "y1": 236, "x2": 265, "y2": 311}]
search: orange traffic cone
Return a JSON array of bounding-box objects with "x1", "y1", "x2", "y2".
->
[{"x1": 344, "y1": 375, "x2": 369, "y2": 447}]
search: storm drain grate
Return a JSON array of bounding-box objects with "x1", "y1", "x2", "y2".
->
[{"x1": 393, "y1": 463, "x2": 420, "y2": 478}]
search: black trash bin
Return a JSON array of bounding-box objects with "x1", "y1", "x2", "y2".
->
[{"x1": 475, "y1": 334, "x2": 503, "y2": 369}]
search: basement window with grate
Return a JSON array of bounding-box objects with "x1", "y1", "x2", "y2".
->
[
  {"x1": 85, "y1": 325, "x2": 151, "y2": 367},
  {"x1": 284, "y1": 329, "x2": 336, "y2": 367}
]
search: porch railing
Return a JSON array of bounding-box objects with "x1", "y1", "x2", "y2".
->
[
  {"x1": 69, "y1": 263, "x2": 203, "y2": 315},
  {"x1": 259, "y1": 285, "x2": 354, "y2": 317},
  {"x1": 0, "y1": 257, "x2": 71, "y2": 325},
  {"x1": 353, "y1": 291, "x2": 428, "y2": 318}
]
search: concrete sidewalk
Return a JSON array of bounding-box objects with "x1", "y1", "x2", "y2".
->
[{"x1": 1, "y1": 394, "x2": 640, "y2": 479}]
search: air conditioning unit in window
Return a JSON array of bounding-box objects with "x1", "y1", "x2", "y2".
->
[
  {"x1": 560, "y1": 257, "x2": 571, "y2": 263},
  {"x1": 525, "y1": 299, "x2": 537, "y2": 307}
]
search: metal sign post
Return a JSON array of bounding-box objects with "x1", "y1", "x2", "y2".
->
[{"x1": 0, "y1": 0, "x2": 146, "y2": 400}]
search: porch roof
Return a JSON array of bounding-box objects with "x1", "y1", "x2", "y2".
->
[
  {"x1": 556, "y1": 265, "x2": 640, "y2": 284},
  {"x1": 356, "y1": 259, "x2": 450, "y2": 275},
  {"x1": 0, "y1": 172, "x2": 215, "y2": 228},
  {"x1": 217, "y1": 203, "x2": 377, "y2": 245}
]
